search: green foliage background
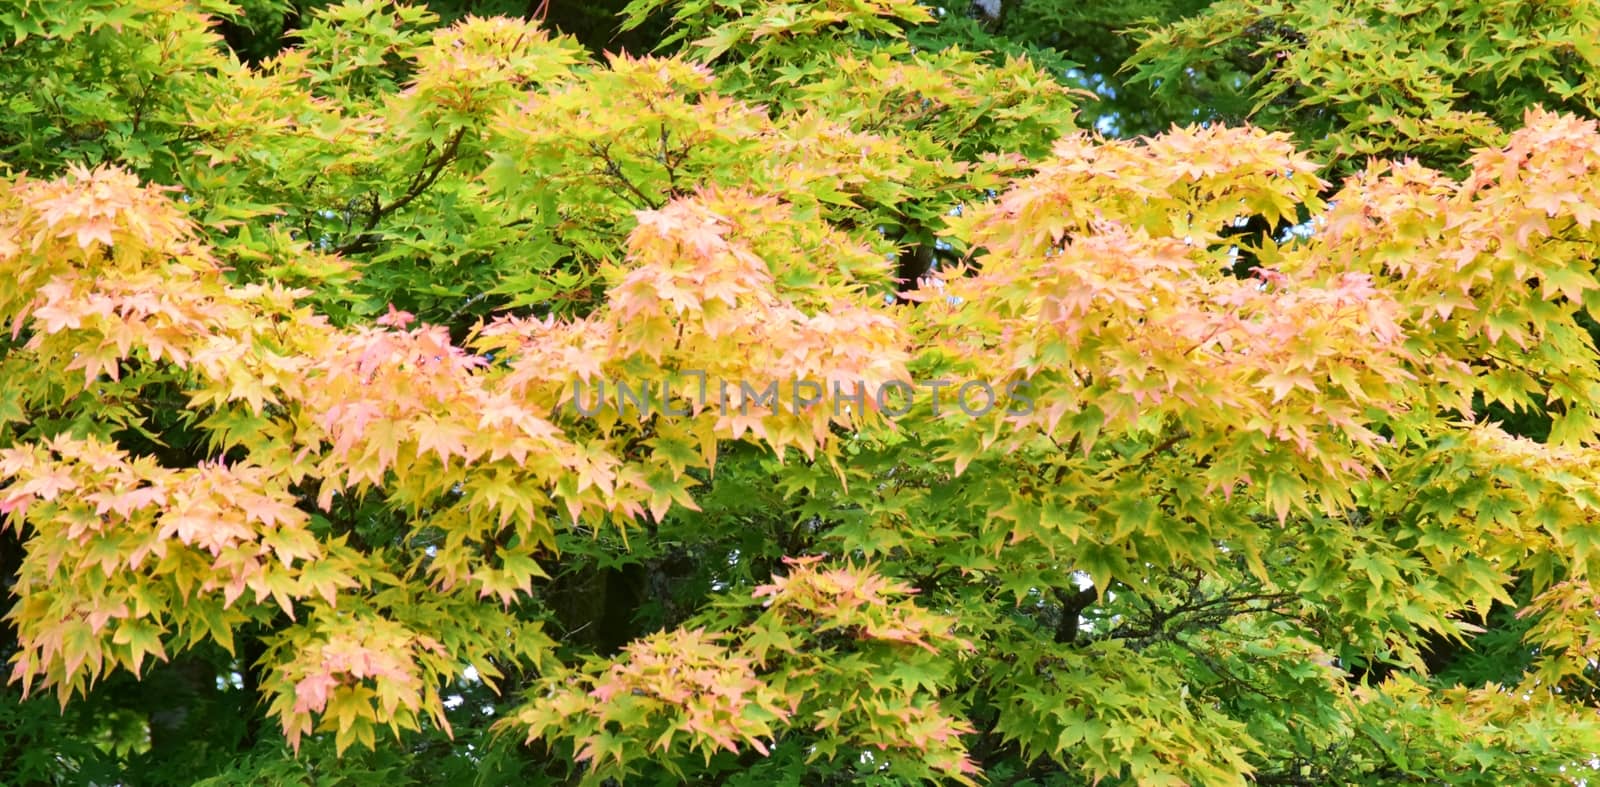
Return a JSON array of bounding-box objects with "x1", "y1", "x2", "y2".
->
[{"x1": 2, "y1": 0, "x2": 1599, "y2": 784}]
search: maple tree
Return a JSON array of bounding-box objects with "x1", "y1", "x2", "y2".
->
[
  {"x1": 1130, "y1": 0, "x2": 1600, "y2": 176},
  {"x1": 7, "y1": 0, "x2": 1600, "y2": 785}
]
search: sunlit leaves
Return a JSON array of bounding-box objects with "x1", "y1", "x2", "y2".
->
[
  {"x1": 513, "y1": 627, "x2": 791, "y2": 783},
  {"x1": 1128, "y1": 0, "x2": 1600, "y2": 174},
  {"x1": 12, "y1": 3, "x2": 1600, "y2": 784}
]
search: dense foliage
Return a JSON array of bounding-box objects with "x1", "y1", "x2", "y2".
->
[
  {"x1": 1132, "y1": 0, "x2": 1600, "y2": 175},
  {"x1": 5, "y1": 0, "x2": 1600, "y2": 785}
]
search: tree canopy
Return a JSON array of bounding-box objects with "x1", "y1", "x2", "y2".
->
[{"x1": 5, "y1": 1, "x2": 1600, "y2": 785}]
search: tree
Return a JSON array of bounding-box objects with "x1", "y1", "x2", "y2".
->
[
  {"x1": 6, "y1": 1, "x2": 1600, "y2": 785},
  {"x1": 1129, "y1": 0, "x2": 1600, "y2": 177}
]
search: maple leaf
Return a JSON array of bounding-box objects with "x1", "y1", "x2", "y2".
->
[{"x1": 375, "y1": 304, "x2": 416, "y2": 329}]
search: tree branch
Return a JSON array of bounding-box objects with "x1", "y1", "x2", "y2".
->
[
  {"x1": 337, "y1": 127, "x2": 469, "y2": 255},
  {"x1": 587, "y1": 141, "x2": 664, "y2": 210},
  {"x1": 1054, "y1": 585, "x2": 1098, "y2": 644}
]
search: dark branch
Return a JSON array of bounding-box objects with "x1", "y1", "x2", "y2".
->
[
  {"x1": 587, "y1": 141, "x2": 664, "y2": 210},
  {"x1": 336, "y1": 127, "x2": 469, "y2": 256},
  {"x1": 1054, "y1": 585, "x2": 1098, "y2": 644}
]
